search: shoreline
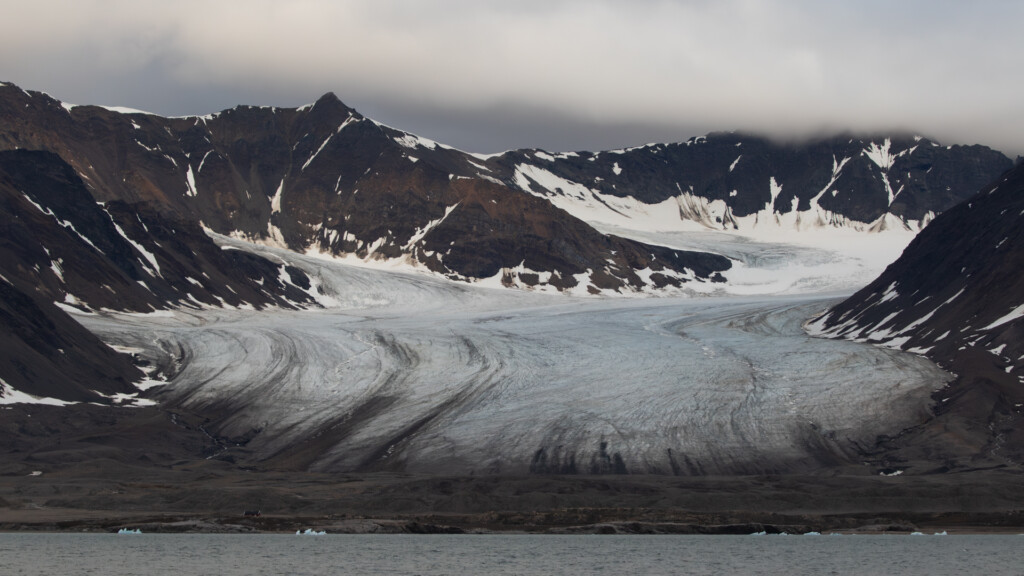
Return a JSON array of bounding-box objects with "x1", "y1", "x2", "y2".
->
[{"x1": 3, "y1": 508, "x2": 1024, "y2": 535}]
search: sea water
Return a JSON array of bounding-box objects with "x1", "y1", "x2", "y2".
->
[{"x1": 2, "y1": 533, "x2": 1022, "y2": 575}]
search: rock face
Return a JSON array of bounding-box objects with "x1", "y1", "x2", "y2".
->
[
  {"x1": 0, "y1": 279, "x2": 142, "y2": 404},
  {"x1": 809, "y1": 161, "x2": 1024, "y2": 468},
  {"x1": 0, "y1": 149, "x2": 322, "y2": 403},
  {"x1": 481, "y1": 133, "x2": 1012, "y2": 234},
  {"x1": 0, "y1": 83, "x2": 1012, "y2": 294},
  {"x1": 0, "y1": 81, "x2": 1015, "y2": 435},
  {"x1": 0, "y1": 85, "x2": 732, "y2": 294},
  {"x1": 0, "y1": 149, "x2": 319, "y2": 314}
]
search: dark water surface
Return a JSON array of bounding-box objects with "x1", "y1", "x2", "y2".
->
[{"x1": 3, "y1": 533, "x2": 1023, "y2": 575}]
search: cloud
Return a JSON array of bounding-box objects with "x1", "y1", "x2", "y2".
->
[{"x1": 1, "y1": 0, "x2": 1022, "y2": 155}]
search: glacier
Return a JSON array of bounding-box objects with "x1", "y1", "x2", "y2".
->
[{"x1": 76, "y1": 231, "x2": 951, "y2": 475}]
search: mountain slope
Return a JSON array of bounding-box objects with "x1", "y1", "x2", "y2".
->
[
  {"x1": 1, "y1": 83, "x2": 1013, "y2": 295},
  {"x1": 0, "y1": 149, "x2": 330, "y2": 403},
  {"x1": 0, "y1": 85, "x2": 732, "y2": 294},
  {"x1": 0, "y1": 149, "x2": 320, "y2": 314},
  {"x1": 478, "y1": 132, "x2": 1012, "y2": 236},
  {"x1": 0, "y1": 280, "x2": 143, "y2": 405},
  {"x1": 808, "y1": 161, "x2": 1024, "y2": 468}
]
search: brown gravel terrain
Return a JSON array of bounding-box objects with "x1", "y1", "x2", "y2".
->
[{"x1": 3, "y1": 402, "x2": 1023, "y2": 534}]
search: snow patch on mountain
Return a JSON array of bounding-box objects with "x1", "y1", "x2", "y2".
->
[
  {"x1": 185, "y1": 165, "x2": 198, "y2": 197},
  {"x1": 98, "y1": 105, "x2": 158, "y2": 116},
  {"x1": 22, "y1": 193, "x2": 105, "y2": 254},
  {"x1": 392, "y1": 132, "x2": 440, "y2": 151},
  {"x1": 404, "y1": 204, "x2": 460, "y2": 250},
  {"x1": 863, "y1": 138, "x2": 896, "y2": 170},
  {"x1": 983, "y1": 303, "x2": 1024, "y2": 330},
  {"x1": 271, "y1": 180, "x2": 285, "y2": 214},
  {"x1": 0, "y1": 378, "x2": 77, "y2": 406}
]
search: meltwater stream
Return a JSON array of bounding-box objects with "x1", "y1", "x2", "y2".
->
[{"x1": 77, "y1": 238, "x2": 950, "y2": 475}]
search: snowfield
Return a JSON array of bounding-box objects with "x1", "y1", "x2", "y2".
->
[{"x1": 78, "y1": 231, "x2": 950, "y2": 475}]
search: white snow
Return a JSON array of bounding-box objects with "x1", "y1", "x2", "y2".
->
[
  {"x1": 76, "y1": 238, "x2": 951, "y2": 475},
  {"x1": 336, "y1": 115, "x2": 359, "y2": 133},
  {"x1": 983, "y1": 303, "x2": 1024, "y2": 330},
  {"x1": 941, "y1": 288, "x2": 966, "y2": 306},
  {"x1": 466, "y1": 159, "x2": 491, "y2": 172},
  {"x1": 109, "y1": 219, "x2": 161, "y2": 277},
  {"x1": 185, "y1": 165, "x2": 198, "y2": 197},
  {"x1": 862, "y1": 139, "x2": 900, "y2": 204},
  {"x1": 393, "y1": 132, "x2": 439, "y2": 150},
  {"x1": 197, "y1": 150, "x2": 214, "y2": 173},
  {"x1": 729, "y1": 155, "x2": 742, "y2": 172},
  {"x1": 22, "y1": 194, "x2": 104, "y2": 254},
  {"x1": 271, "y1": 180, "x2": 285, "y2": 214},
  {"x1": 0, "y1": 378, "x2": 77, "y2": 406},
  {"x1": 612, "y1": 162, "x2": 622, "y2": 176},
  {"x1": 810, "y1": 156, "x2": 851, "y2": 212},
  {"x1": 878, "y1": 282, "x2": 899, "y2": 303},
  {"x1": 302, "y1": 134, "x2": 333, "y2": 170},
  {"x1": 403, "y1": 204, "x2": 460, "y2": 250},
  {"x1": 99, "y1": 105, "x2": 158, "y2": 116},
  {"x1": 50, "y1": 259, "x2": 65, "y2": 283},
  {"x1": 863, "y1": 139, "x2": 895, "y2": 170}
]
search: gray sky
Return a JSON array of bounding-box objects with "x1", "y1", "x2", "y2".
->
[{"x1": 2, "y1": 0, "x2": 1022, "y2": 156}]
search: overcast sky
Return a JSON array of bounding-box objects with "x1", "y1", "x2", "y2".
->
[{"x1": 2, "y1": 0, "x2": 1021, "y2": 156}]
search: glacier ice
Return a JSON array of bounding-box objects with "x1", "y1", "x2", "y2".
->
[{"x1": 79, "y1": 233, "x2": 951, "y2": 475}]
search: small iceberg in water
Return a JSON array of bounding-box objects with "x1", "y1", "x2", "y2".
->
[
  {"x1": 296, "y1": 528, "x2": 326, "y2": 535},
  {"x1": 117, "y1": 528, "x2": 142, "y2": 534},
  {"x1": 749, "y1": 531, "x2": 767, "y2": 536},
  {"x1": 803, "y1": 531, "x2": 821, "y2": 536}
]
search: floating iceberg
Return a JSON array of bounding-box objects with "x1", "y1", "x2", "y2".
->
[
  {"x1": 117, "y1": 528, "x2": 142, "y2": 534},
  {"x1": 296, "y1": 529, "x2": 326, "y2": 535}
]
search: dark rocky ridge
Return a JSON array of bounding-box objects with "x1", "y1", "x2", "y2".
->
[
  {"x1": 0, "y1": 149, "x2": 318, "y2": 314},
  {"x1": 0, "y1": 84, "x2": 1023, "y2": 525},
  {"x1": 0, "y1": 280, "x2": 141, "y2": 404},
  {"x1": 0, "y1": 82, "x2": 1019, "y2": 472},
  {"x1": 484, "y1": 132, "x2": 1011, "y2": 228},
  {"x1": 0, "y1": 84, "x2": 732, "y2": 293},
  {"x1": 0, "y1": 149, "x2": 320, "y2": 403},
  {"x1": 811, "y1": 161, "x2": 1024, "y2": 468},
  {"x1": 1, "y1": 82, "x2": 1011, "y2": 294}
]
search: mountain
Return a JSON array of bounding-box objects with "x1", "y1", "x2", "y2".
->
[
  {"x1": 0, "y1": 82, "x2": 1012, "y2": 296},
  {"x1": 478, "y1": 132, "x2": 1012, "y2": 237},
  {"x1": 0, "y1": 148, "x2": 329, "y2": 404},
  {"x1": 0, "y1": 149, "x2": 322, "y2": 313},
  {"x1": 0, "y1": 85, "x2": 732, "y2": 295},
  {"x1": 0, "y1": 81, "x2": 1014, "y2": 427},
  {"x1": 808, "y1": 160, "x2": 1024, "y2": 468}
]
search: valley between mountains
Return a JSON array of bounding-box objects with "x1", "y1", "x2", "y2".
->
[
  {"x1": 78, "y1": 237, "x2": 947, "y2": 477},
  {"x1": 1, "y1": 82, "x2": 1022, "y2": 533}
]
